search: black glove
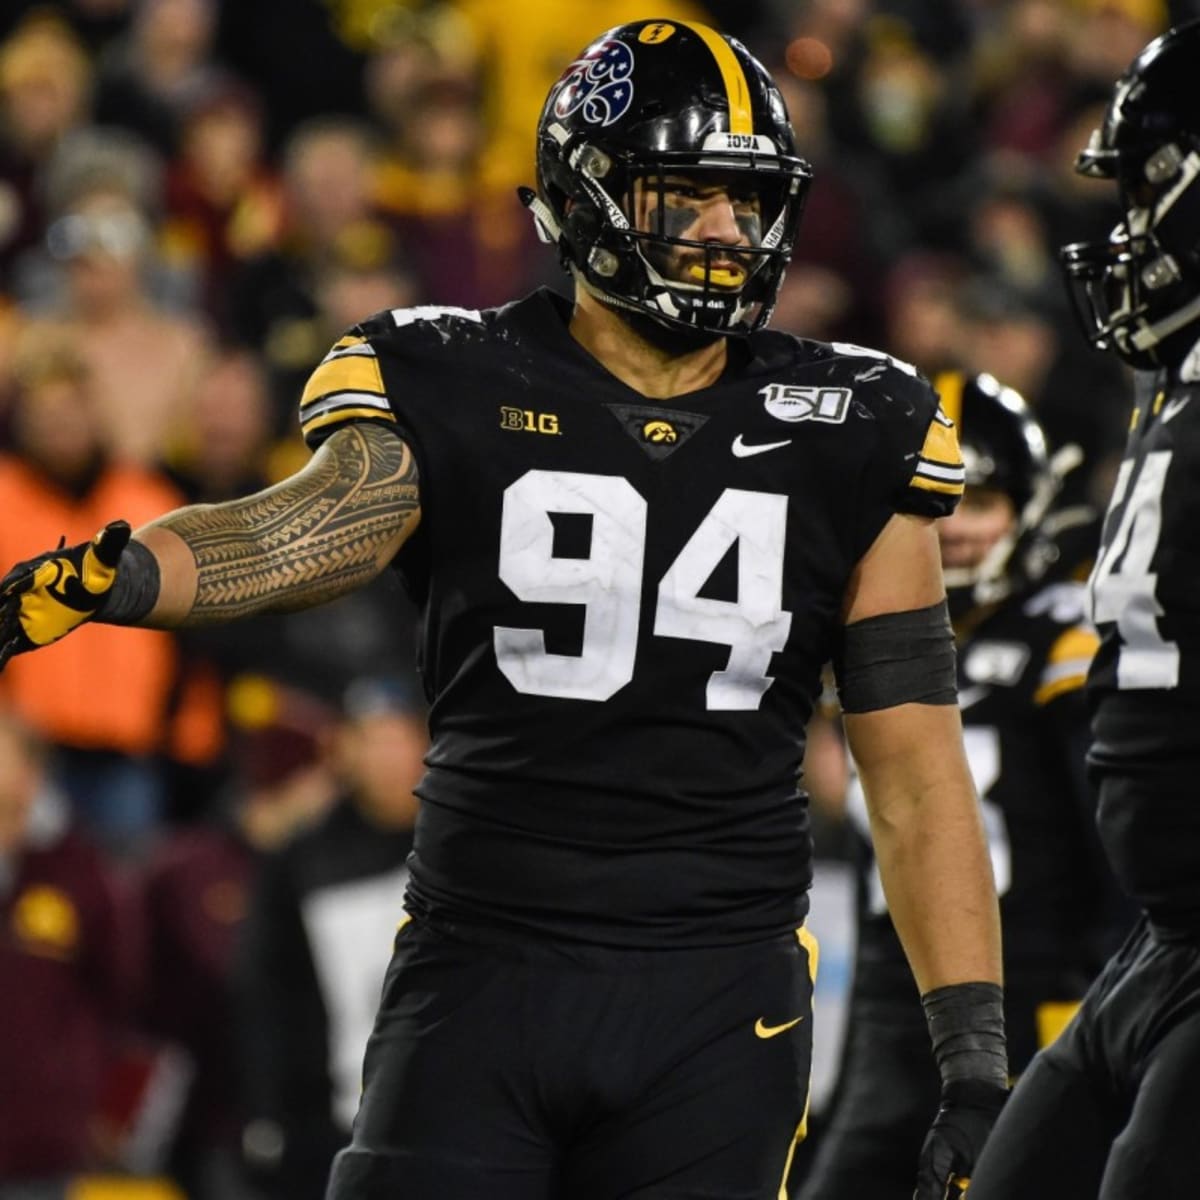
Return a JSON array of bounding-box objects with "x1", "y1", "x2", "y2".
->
[
  {"x1": 0, "y1": 520, "x2": 132, "y2": 669},
  {"x1": 914, "y1": 1077, "x2": 1008, "y2": 1199}
]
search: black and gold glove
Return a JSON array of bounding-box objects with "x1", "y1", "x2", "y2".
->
[
  {"x1": 915, "y1": 1077, "x2": 1008, "y2": 1198},
  {"x1": 0, "y1": 520, "x2": 132, "y2": 668}
]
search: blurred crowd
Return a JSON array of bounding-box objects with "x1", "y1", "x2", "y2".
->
[{"x1": 0, "y1": 0, "x2": 1192, "y2": 1197}]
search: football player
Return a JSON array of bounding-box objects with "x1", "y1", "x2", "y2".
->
[
  {"x1": 798, "y1": 373, "x2": 1130, "y2": 1200},
  {"x1": 968, "y1": 20, "x2": 1200, "y2": 1199},
  {"x1": 0, "y1": 23, "x2": 1007, "y2": 1200}
]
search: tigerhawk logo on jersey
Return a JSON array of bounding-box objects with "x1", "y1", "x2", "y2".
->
[
  {"x1": 500, "y1": 407, "x2": 560, "y2": 435},
  {"x1": 642, "y1": 420, "x2": 678, "y2": 444},
  {"x1": 605, "y1": 402, "x2": 707, "y2": 460},
  {"x1": 760, "y1": 383, "x2": 852, "y2": 424}
]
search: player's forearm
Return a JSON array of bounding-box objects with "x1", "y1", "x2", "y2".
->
[
  {"x1": 870, "y1": 767, "x2": 1002, "y2": 993},
  {"x1": 846, "y1": 704, "x2": 1002, "y2": 994},
  {"x1": 105, "y1": 425, "x2": 420, "y2": 628}
]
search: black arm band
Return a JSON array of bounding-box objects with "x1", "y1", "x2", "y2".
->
[
  {"x1": 922, "y1": 981, "x2": 1009, "y2": 1089},
  {"x1": 96, "y1": 539, "x2": 162, "y2": 626},
  {"x1": 833, "y1": 599, "x2": 957, "y2": 713}
]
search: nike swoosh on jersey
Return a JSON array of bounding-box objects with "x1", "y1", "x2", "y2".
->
[
  {"x1": 1161, "y1": 396, "x2": 1191, "y2": 423},
  {"x1": 754, "y1": 1015, "x2": 804, "y2": 1039},
  {"x1": 732, "y1": 435, "x2": 792, "y2": 457}
]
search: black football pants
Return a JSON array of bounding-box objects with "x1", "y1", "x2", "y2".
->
[
  {"x1": 969, "y1": 918, "x2": 1200, "y2": 1199},
  {"x1": 795, "y1": 966, "x2": 1088, "y2": 1200},
  {"x1": 325, "y1": 917, "x2": 816, "y2": 1200}
]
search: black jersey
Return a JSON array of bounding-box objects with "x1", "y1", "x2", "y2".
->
[
  {"x1": 847, "y1": 581, "x2": 1112, "y2": 1052},
  {"x1": 1087, "y1": 369, "x2": 1200, "y2": 712},
  {"x1": 298, "y1": 289, "x2": 962, "y2": 946},
  {"x1": 1087, "y1": 368, "x2": 1200, "y2": 926}
]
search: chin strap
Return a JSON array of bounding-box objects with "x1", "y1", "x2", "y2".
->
[
  {"x1": 517, "y1": 186, "x2": 562, "y2": 245},
  {"x1": 1130, "y1": 289, "x2": 1200, "y2": 351}
]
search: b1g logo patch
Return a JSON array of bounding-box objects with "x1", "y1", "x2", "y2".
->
[
  {"x1": 501, "y1": 406, "x2": 560, "y2": 435},
  {"x1": 553, "y1": 39, "x2": 635, "y2": 127},
  {"x1": 760, "y1": 383, "x2": 852, "y2": 424}
]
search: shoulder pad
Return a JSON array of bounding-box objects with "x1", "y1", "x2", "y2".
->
[
  {"x1": 1022, "y1": 581, "x2": 1091, "y2": 627},
  {"x1": 827, "y1": 340, "x2": 922, "y2": 381},
  {"x1": 1033, "y1": 623, "x2": 1100, "y2": 707},
  {"x1": 1019, "y1": 581, "x2": 1099, "y2": 705},
  {"x1": 389, "y1": 304, "x2": 484, "y2": 331},
  {"x1": 351, "y1": 304, "x2": 488, "y2": 349},
  {"x1": 820, "y1": 343, "x2": 964, "y2": 517},
  {"x1": 299, "y1": 306, "x2": 490, "y2": 446}
]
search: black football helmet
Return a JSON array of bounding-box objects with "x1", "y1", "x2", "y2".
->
[
  {"x1": 933, "y1": 372, "x2": 1072, "y2": 613},
  {"x1": 1060, "y1": 20, "x2": 1200, "y2": 369},
  {"x1": 520, "y1": 19, "x2": 813, "y2": 337}
]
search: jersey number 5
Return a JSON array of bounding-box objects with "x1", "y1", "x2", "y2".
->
[
  {"x1": 494, "y1": 470, "x2": 793, "y2": 709},
  {"x1": 1089, "y1": 450, "x2": 1179, "y2": 689}
]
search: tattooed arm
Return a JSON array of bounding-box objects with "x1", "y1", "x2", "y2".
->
[{"x1": 136, "y1": 424, "x2": 419, "y2": 627}]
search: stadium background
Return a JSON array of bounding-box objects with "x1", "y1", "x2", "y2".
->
[{"x1": 0, "y1": 0, "x2": 1188, "y2": 1197}]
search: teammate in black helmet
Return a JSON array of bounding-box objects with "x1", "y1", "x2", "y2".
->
[
  {"x1": 798, "y1": 373, "x2": 1130, "y2": 1200},
  {"x1": 970, "y1": 19, "x2": 1200, "y2": 1199},
  {"x1": 0, "y1": 22, "x2": 1006, "y2": 1200}
]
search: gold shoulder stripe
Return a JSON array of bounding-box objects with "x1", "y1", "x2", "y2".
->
[
  {"x1": 910, "y1": 474, "x2": 965, "y2": 496},
  {"x1": 333, "y1": 334, "x2": 367, "y2": 351},
  {"x1": 301, "y1": 407, "x2": 397, "y2": 436},
  {"x1": 933, "y1": 372, "x2": 965, "y2": 427},
  {"x1": 1034, "y1": 625, "x2": 1099, "y2": 705},
  {"x1": 920, "y1": 411, "x2": 963, "y2": 469},
  {"x1": 301, "y1": 355, "x2": 385, "y2": 409},
  {"x1": 1048, "y1": 626, "x2": 1101, "y2": 665},
  {"x1": 1034, "y1": 671, "x2": 1088, "y2": 706},
  {"x1": 911, "y1": 409, "x2": 966, "y2": 494},
  {"x1": 681, "y1": 22, "x2": 753, "y2": 135}
]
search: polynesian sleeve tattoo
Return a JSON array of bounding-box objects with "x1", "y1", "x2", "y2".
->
[{"x1": 158, "y1": 423, "x2": 419, "y2": 624}]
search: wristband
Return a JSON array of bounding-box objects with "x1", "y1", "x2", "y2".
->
[
  {"x1": 96, "y1": 539, "x2": 161, "y2": 626},
  {"x1": 922, "y1": 981, "x2": 1008, "y2": 1089}
]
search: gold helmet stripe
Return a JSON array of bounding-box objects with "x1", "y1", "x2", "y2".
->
[
  {"x1": 933, "y1": 370, "x2": 965, "y2": 428},
  {"x1": 680, "y1": 22, "x2": 753, "y2": 135}
]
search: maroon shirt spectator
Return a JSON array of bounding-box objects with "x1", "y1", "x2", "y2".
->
[
  {"x1": 0, "y1": 713, "x2": 138, "y2": 1182},
  {"x1": 137, "y1": 679, "x2": 336, "y2": 1200},
  {"x1": 139, "y1": 825, "x2": 256, "y2": 1190}
]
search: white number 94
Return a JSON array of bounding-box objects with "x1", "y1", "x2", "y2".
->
[{"x1": 494, "y1": 469, "x2": 793, "y2": 709}]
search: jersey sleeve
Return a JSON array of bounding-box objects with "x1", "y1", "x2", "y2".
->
[
  {"x1": 847, "y1": 358, "x2": 965, "y2": 560},
  {"x1": 298, "y1": 328, "x2": 398, "y2": 449},
  {"x1": 901, "y1": 402, "x2": 965, "y2": 518}
]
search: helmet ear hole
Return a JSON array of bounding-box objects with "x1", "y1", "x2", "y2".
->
[{"x1": 563, "y1": 203, "x2": 601, "y2": 251}]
